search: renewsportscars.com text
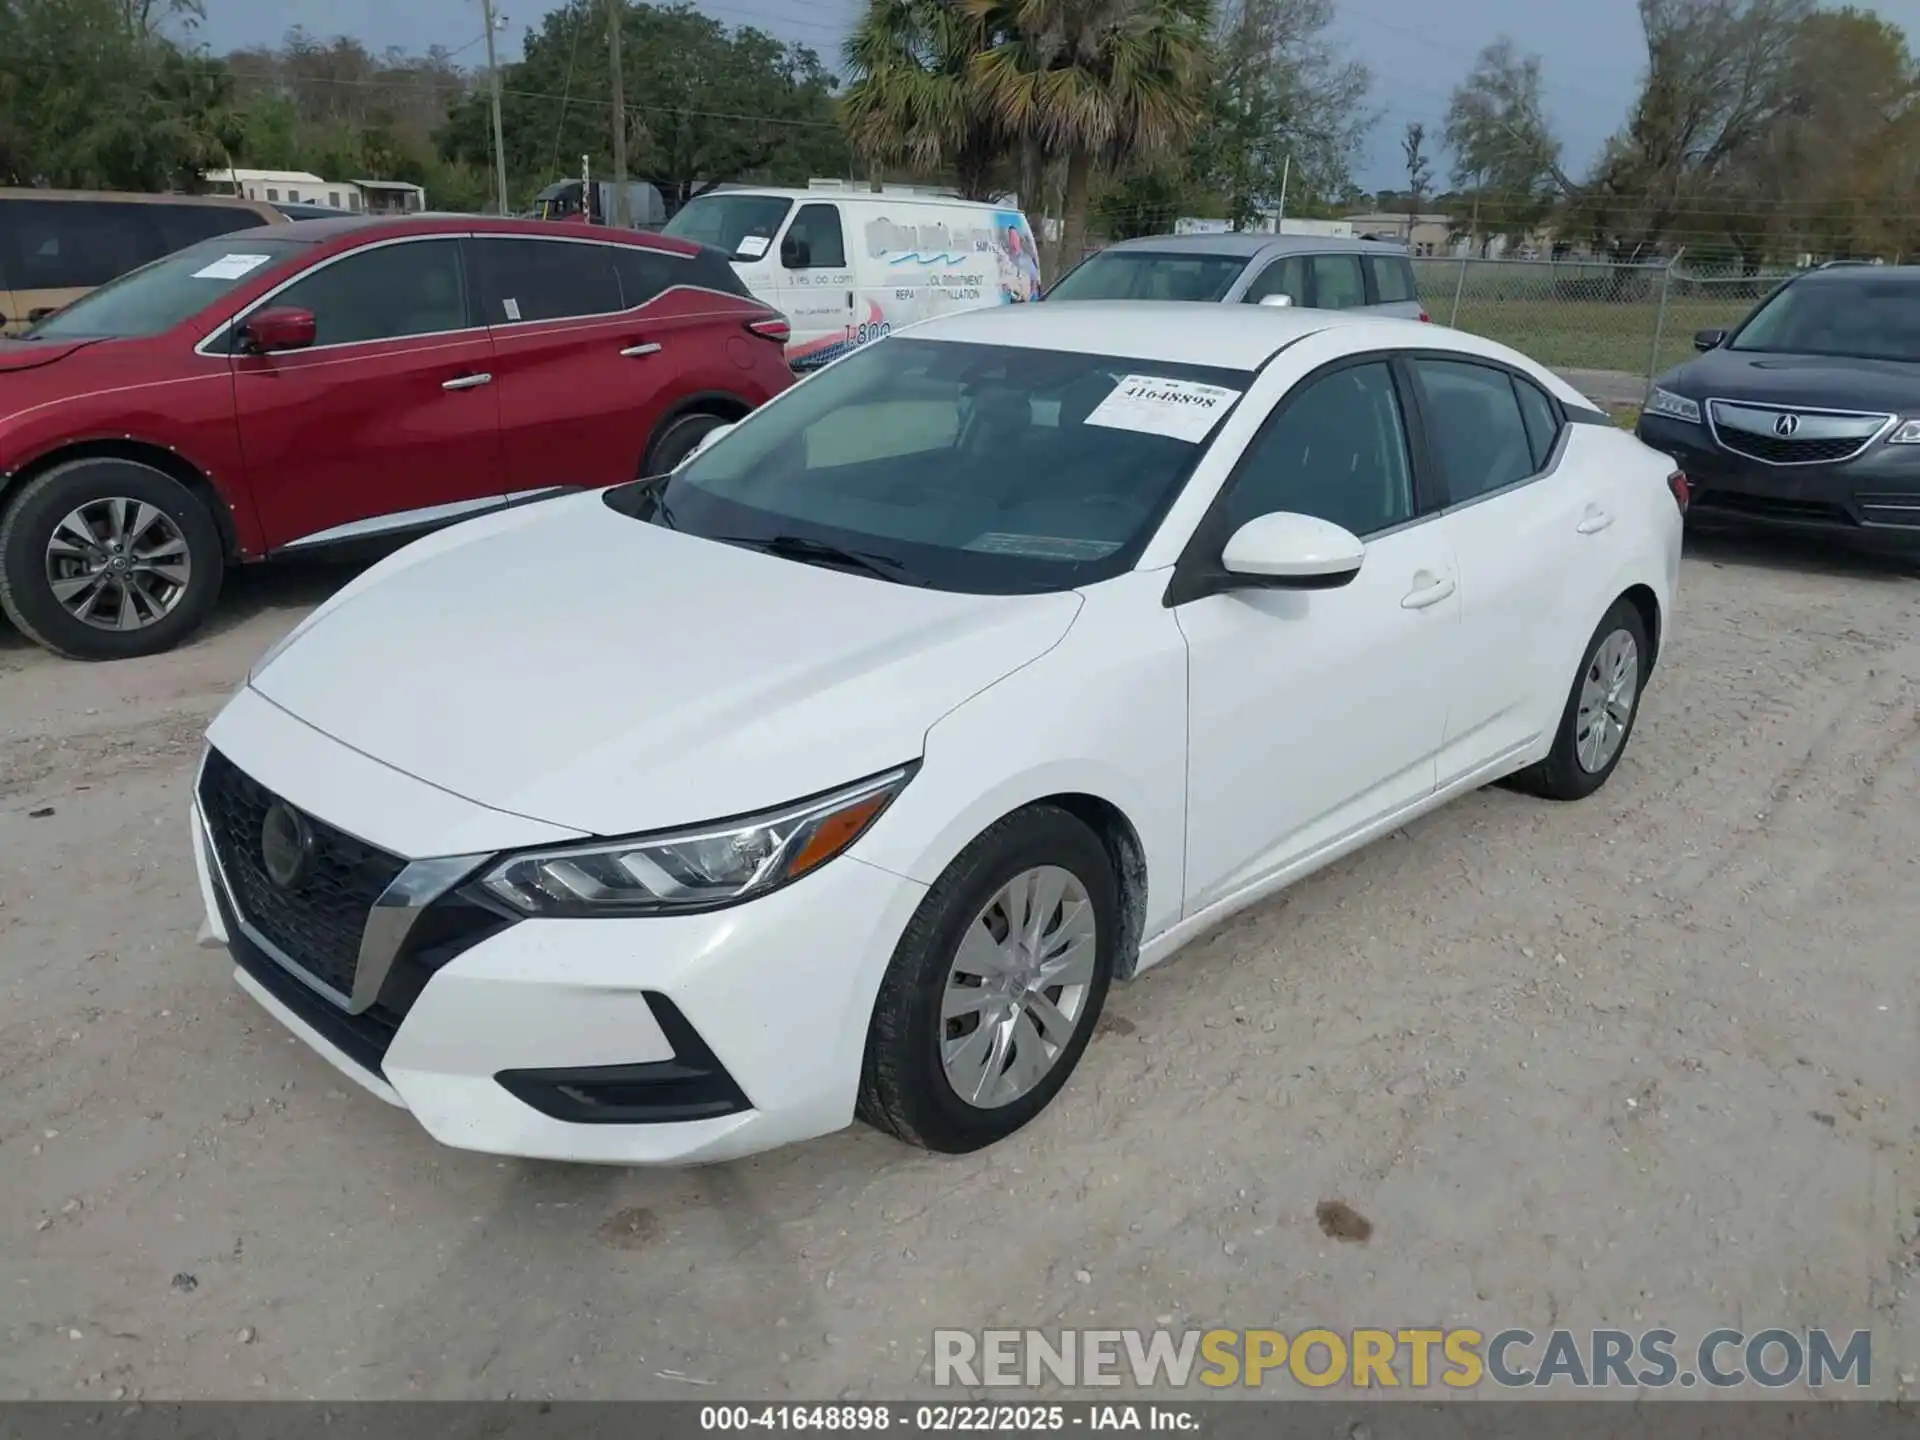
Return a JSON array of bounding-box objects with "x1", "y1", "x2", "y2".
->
[{"x1": 932, "y1": 1327, "x2": 1872, "y2": 1390}]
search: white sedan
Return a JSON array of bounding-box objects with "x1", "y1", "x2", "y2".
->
[{"x1": 191, "y1": 302, "x2": 1685, "y2": 1164}]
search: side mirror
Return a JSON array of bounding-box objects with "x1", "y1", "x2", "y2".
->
[
  {"x1": 687, "y1": 422, "x2": 735, "y2": 463},
  {"x1": 780, "y1": 234, "x2": 811, "y2": 269},
  {"x1": 241, "y1": 306, "x2": 317, "y2": 354},
  {"x1": 1220, "y1": 512, "x2": 1365, "y2": 589},
  {"x1": 26, "y1": 306, "x2": 59, "y2": 324},
  {"x1": 1257, "y1": 293, "x2": 1295, "y2": 308},
  {"x1": 1693, "y1": 328, "x2": 1727, "y2": 352}
]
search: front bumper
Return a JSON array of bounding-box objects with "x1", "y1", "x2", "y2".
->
[
  {"x1": 1638, "y1": 413, "x2": 1920, "y2": 549},
  {"x1": 192, "y1": 697, "x2": 928, "y2": 1166}
]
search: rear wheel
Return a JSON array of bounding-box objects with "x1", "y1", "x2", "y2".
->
[
  {"x1": 1507, "y1": 597, "x2": 1650, "y2": 801},
  {"x1": 641, "y1": 411, "x2": 729, "y2": 478},
  {"x1": 0, "y1": 458, "x2": 225, "y2": 660},
  {"x1": 858, "y1": 806, "x2": 1117, "y2": 1153}
]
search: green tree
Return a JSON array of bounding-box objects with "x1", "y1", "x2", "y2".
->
[
  {"x1": 1441, "y1": 38, "x2": 1564, "y2": 254},
  {"x1": 842, "y1": 0, "x2": 1008, "y2": 200},
  {"x1": 965, "y1": 0, "x2": 1214, "y2": 274},
  {"x1": 438, "y1": 1, "x2": 849, "y2": 212}
]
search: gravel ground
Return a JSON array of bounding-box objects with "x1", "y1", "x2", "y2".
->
[{"x1": 2, "y1": 534, "x2": 1917, "y2": 1403}]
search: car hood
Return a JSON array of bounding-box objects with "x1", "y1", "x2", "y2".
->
[
  {"x1": 0, "y1": 337, "x2": 101, "y2": 374},
  {"x1": 249, "y1": 492, "x2": 1083, "y2": 837},
  {"x1": 1663, "y1": 347, "x2": 1920, "y2": 414}
]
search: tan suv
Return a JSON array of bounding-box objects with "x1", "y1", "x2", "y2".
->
[{"x1": 0, "y1": 189, "x2": 286, "y2": 335}]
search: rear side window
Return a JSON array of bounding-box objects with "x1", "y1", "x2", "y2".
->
[
  {"x1": 1366, "y1": 255, "x2": 1417, "y2": 304},
  {"x1": 470, "y1": 237, "x2": 623, "y2": 324},
  {"x1": 611, "y1": 247, "x2": 678, "y2": 309},
  {"x1": 1242, "y1": 256, "x2": 1307, "y2": 306},
  {"x1": 686, "y1": 246, "x2": 751, "y2": 297},
  {"x1": 1412, "y1": 359, "x2": 1538, "y2": 502},
  {"x1": 1511, "y1": 376, "x2": 1562, "y2": 468},
  {"x1": 0, "y1": 199, "x2": 154, "y2": 290},
  {"x1": 1308, "y1": 253, "x2": 1365, "y2": 309}
]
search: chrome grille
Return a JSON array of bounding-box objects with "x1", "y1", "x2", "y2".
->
[{"x1": 1707, "y1": 400, "x2": 1890, "y2": 467}]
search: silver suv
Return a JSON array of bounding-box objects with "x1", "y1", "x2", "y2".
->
[{"x1": 1043, "y1": 234, "x2": 1429, "y2": 320}]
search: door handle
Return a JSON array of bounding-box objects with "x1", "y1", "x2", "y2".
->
[
  {"x1": 1401, "y1": 574, "x2": 1456, "y2": 610},
  {"x1": 442, "y1": 372, "x2": 492, "y2": 391},
  {"x1": 620, "y1": 342, "x2": 662, "y2": 358},
  {"x1": 1577, "y1": 505, "x2": 1614, "y2": 535}
]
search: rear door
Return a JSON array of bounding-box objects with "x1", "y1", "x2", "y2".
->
[
  {"x1": 229, "y1": 236, "x2": 506, "y2": 549},
  {"x1": 1407, "y1": 356, "x2": 1602, "y2": 779},
  {"x1": 775, "y1": 202, "x2": 858, "y2": 370},
  {"x1": 468, "y1": 235, "x2": 684, "y2": 490}
]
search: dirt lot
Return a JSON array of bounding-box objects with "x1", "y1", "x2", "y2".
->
[{"x1": 2, "y1": 535, "x2": 1917, "y2": 1402}]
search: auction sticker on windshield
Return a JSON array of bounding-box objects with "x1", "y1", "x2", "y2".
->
[
  {"x1": 1083, "y1": 375, "x2": 1243, "y2": 444},
  {"x1": 737, "y1": 235, "x2": 771, "y2": 258},
  {"x1": 190, "y1": 254, "x2": 273, "y2": 281}
]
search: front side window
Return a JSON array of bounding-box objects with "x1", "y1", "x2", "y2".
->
[
  {"x1": 1222, "y1": 362, "x2": 1414, "y2": 537},
  {"x1": 782, "y1": 204, "x2": 846, "y2": 269},
  {"x1": 1730, "y1": 278, "x2": 1920, "y2": 362},
  {"x1": 26, "y1": 236, "x2": 307, "y2": 340},
  {"x1": 470, "y1": 237, "x2": 623, "y2": 324},
  {"x1": 661, "y1": 193, "x2": 794, "y2": 263},
  {"x1": 1241, "y1": 256, "x2": 1307, "y2": 305},
  {"x1": 1308, "y1": 253, "x2": 1365, "y2": 309},
  {"x1": 270, "y1": 239, "x2": 468, "y2": 347},
  {"x1": 607, "y1": 338, "x2": 1253, "y2": 594},
  {"x1": 1045, "y1": 251, "x2": 1249, "y2": 303},
  {"x1": 1413, "y1": 359, "x2": 1539, "y2": 502}
]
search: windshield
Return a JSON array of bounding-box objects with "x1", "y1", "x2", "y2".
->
[
  {"x1": 661, "y1": 194, "x2": 793, "y2": 261},
  {"x1": 1045, "y1": 250, "x2": 1249, "y2": 303},
  {"x1": 27, "y1": 237, "x2": 307, "y2": 340},
  {"x1": 605, "y1": 338, "x2": 1252, "y2": 594},
  {"x1": 1729, "y1": 278, "x2": 1920, "y2": 362}
]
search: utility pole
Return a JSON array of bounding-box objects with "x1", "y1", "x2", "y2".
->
[
  {"x1": 480, "y1": 0, "x2": 510, "y2": 217},
  {"x1": 607, "y1": 0, "x2": 630, "y2": 228}
]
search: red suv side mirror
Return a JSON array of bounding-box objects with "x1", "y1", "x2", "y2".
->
[{"x1": 241, "y1": 307, "x2": 317, "y2": 354}]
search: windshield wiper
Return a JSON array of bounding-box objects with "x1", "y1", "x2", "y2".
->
[{"x1": 715, "y1": 533, "x2": 922, "y2": 584}]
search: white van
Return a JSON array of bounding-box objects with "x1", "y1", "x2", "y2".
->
[{"x1": 661, "y1": 187, "x2": 1043, "y2": 370}]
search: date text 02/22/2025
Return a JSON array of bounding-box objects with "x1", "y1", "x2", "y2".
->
[{"x1": 699, "y1": 1404, "x2": 1197, "y2": 1431}]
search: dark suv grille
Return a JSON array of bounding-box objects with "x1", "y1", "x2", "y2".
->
[
  {"x1": 1716, "y1": 431, "x2": 1868, "y2": 465},
  {"x1": 197, "y1": 748, "x2": 407, "y2": 1000}
]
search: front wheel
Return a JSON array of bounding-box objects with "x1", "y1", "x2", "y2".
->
[
  {"x1": 858, "y1": 806, "x2": 1118, "y2": 1153},
  {"x1": 1508, "y1": 598, "x2": 1650, "y2": 801},
  {"x1": 641, "y1": 411, "x2": 729, "y2": 478},
  {"x1": 0, "y1": 458, "x2": 225, "y2": 660}
]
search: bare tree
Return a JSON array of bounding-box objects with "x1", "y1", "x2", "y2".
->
[{"x1": 1400, "y1": 120, "x2": 1432, "y2": 238}]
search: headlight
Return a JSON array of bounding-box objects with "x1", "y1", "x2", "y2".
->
[
  {"x1": 477, "y1": 765, "x2": 915, "y2": 917},
  {"x1": 1886, "y1": 419, "x2": 1920, "y2": 444},
  {"x1": 1646, "y1": 387, "x2": 1700, "y2": 423}
]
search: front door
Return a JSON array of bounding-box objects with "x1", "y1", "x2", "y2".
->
[
  {"x1": 776, "y1": 202, "x2": 859, "y2": 370},
  {"x1": 1176, "y1": 359, "x2": 1462, "y2": 914},
  {"x1": 230, "y1": 236, "x2": 506, "y2": 550}
]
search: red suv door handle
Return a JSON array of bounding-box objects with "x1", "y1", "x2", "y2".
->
[
  {"x1": 442, "y1": 372, "x2": 493, "y2": 392},
  {"x1": 620, "y1": 342, "x2": 662, "y2": 358}
]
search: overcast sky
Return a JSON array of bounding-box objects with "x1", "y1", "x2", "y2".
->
[{"x1": 196, "y1": 0, "x2": 1920, "y2": 193}]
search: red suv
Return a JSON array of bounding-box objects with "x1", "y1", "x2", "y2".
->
[{"x1": 0, "y1": 215, "x2": 794, "y2": 659}]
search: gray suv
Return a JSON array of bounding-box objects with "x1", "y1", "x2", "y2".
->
[{"x1": 1043, "y1": 233, "x2": 1429, "y2": 319}]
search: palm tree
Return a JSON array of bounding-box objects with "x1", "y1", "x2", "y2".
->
[
  {"x1": 842, "y1": 0, "x2": 1006, "y2": 201},
  {"x1": 963, "y1": 0, "x2": 1214, "y2": 275}
]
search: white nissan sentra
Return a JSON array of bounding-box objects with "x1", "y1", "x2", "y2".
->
[{"x1": 192, "y1": 302, "x2": 1685, "y2": 1165}]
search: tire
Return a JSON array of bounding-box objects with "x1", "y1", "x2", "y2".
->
[
  {"x1": 641, "y1": 410, "x2": 729, "y2": 478},
  {"x1": 858, "y1": 805, "x2": 1118, "y2": 1153},
  {"x1": 0, "y1": 458, "x2": 225, "y2": 661},
  {"x1": 1507, "y1": 597, "x2": 1651, "y2": 801}
]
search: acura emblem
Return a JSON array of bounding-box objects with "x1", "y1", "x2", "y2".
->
[
  {"x1": 1773, "y1": 413, "x2": 1800, "y2": 437},
  {"x1": 260, "y1": 801, "x2": 316, "y2": 891}
]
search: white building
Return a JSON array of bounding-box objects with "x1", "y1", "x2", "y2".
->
[{"x1": 204, "y1": 169, "x2": 364, "y2": 212}]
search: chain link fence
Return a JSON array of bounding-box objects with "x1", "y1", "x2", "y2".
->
[{"x1": 1411, "y1": 257, "x2": 1792, "y2": 407}]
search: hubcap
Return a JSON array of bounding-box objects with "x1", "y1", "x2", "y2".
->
[
  {"x1": 43, "y1": 497, "x2": 192, "y2": 632},
  {"x1": 940, "y1": 866, "x2": 1097, "y2": 1110},
  {"x1": 1575, "y1": 628, "x2": 1639, "y2": 773}
]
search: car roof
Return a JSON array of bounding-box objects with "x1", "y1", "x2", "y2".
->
[
  {"x1": 688, "y1": 186, "x2": 1011, "y2": 213},
  {"x1": 274, "y1": 213, "x2": 703, "y2": 255},
  {"x1": 902, "y1": 301, "x2": 1378, "y2": 369},
  {"x1": 1793, "y1": 263, "x2": 1920, "y2": 287},
  {"x1": 1093, "y1": 233, "x2": 1410, "y2": 259}
]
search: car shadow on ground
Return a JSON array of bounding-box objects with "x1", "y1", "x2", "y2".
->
[{"x1": 1682, "y1": 524, "x2": 1918, "y2": 583}]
